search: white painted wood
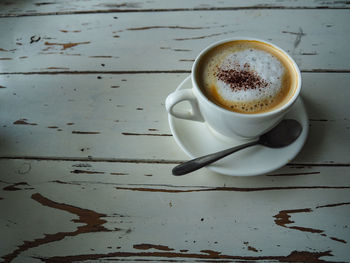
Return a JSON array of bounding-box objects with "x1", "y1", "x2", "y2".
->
[
  {"x1": 0, "y1": 0, "x2": 348, "y2": 17},
  {"x1": 1, "y1": 2, "x2": 350, "y2": 263},
  {"x1": 0, "y1": 73, "x2": 349, "y2": 164},
  {"x1": 0, "y1": 10, "x2": 349, "y2": 73},
  {"x1": 1, "y1": 159, "x2": 350, "y2": 262}
]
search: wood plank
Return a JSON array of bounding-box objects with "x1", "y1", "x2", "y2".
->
[
  {"x1": 0, "y1": 10, "x2": 349, "y2": 73},
  {"x1": 1, "y1": 159, "x2": 350, "y2": 262},
  {"x1": 0, "y1": 73, "x2": 349, "y2": 164},
  {"x1": 1, "y1": 0, "x2": 349, "y2": 17}
]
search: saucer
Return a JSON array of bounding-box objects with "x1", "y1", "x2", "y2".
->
[{"x1": 168, "y1": 76, "x2": 309, "y2": 176}]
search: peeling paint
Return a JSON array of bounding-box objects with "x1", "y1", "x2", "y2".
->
[
  {"x1": 1, "y1": 193, "x2": 114, "y2": 263},
  {"x1": 89, "y1": 55, "x2": 113, "y2": 58},
  {"x1": 71, "y1": 169, "x2": 104, "y2": 174},
  {"x1": 175, "y1": 31, "x2": 235, "y2": 41},
  {"x1": 274, "y1": 203, "x2": 350, "y2": 244},
  {"x1": 47, "y1": 67, "x2": 70, "y2": 70},
  {"x1": 133, "y1": 244, "x2": 174, "y2": 251},
  {"x1": 127, "y1": 26, "x2": 207, "y2": 31},
  {"x1": 122, "y1": 132, "x2": 172, "y2": 136},
  {"x1": 60, "y1": 30, "x2": 81, "y2": 33},
  {"x1": 72, "y1": 131, "x2": 100, "y2": 134},
  {"x1": 34, "y1": 250, "x2": 335, "y2": 263},
  {"x1": 13, "y1": 118, "x2": 38, "y2": 126},
  {"x1": 110, "y1": 172, "x2": 128, "y2": 176},
  {"x1": 44, "y1": 41, "x2": 90, "y2": 50},
  {"x1": 116, "y1": 185, "x2": 350, "y2": 193},
  {"x1": 266, "y1": 172, "x2": 320, "y2": 177},
  {"x1": 3, "y1": 182, "x2": 31, "y2": 191}
]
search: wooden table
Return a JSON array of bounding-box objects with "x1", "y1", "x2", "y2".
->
[{"x1": 1, "y1": 1, "x2": 349, "y2": 262}]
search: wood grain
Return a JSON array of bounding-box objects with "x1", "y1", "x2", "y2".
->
[
  {"x1": 0, "y1": 159, "x2": 349, "y2": 262},
  {"x1": 1, "y1": 2, "x2": 350, "y2": 263},
  {"x1": 1, "y1": 0, "x2": 349, "y2": 17},
  {"x1": 0, "y1": 10, "x2": 349, "y2": 73},
  {"x1": 0, "y1": 73, "x2": 349, "y2": 164}
]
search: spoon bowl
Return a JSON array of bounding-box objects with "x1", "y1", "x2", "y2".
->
[{"x1": 259, "y1": 119, "x2": 302, "y2": 148}]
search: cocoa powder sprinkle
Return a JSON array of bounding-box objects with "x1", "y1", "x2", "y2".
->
[{"x1": 216, "y1": 65, "x2": 269, "y2": 91}]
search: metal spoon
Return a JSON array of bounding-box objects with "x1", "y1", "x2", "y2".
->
[{"x1": 172, "y1": 119, "x2": 302, "y2": 176}]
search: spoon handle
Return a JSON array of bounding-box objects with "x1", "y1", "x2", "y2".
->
[{"x1": 172, "y1": 140, "x2": 258, "y2": 176}]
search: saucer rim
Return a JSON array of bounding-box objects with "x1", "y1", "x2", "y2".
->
[{"x1": 168, "y1": 75, "x2": 309, "y2": 176}]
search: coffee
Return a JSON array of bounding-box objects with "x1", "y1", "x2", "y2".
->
[{"x1": 196, "y1": 40, "x2": 298, "y2": 114}]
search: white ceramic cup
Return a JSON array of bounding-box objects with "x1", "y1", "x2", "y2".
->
[{"x1": 166, "y1": 38, "x2": 301, "y2": 140}]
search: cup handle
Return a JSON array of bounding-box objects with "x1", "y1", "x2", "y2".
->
[{"x1": 166, "y1": 87, "x2": 204, "y2": 122}]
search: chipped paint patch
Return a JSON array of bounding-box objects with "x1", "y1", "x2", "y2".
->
[
  {"x1": 71, "y1": 169, "x2": 104, "y2": 175},
  {"x1": 121, "y1": 132, "x2": 172, "y2": 136},
  {"x1": 3, "y1": 182, "x2": 32, "y2": 191},
  {"x1": 1, "y1": 193, "x2": 113, "y2": 263},
  {"x1": 13, "y1": 118, "x2": 38, "y2": 126},
  {"x1": 274, "y1": 203, "x2": 350, "y2": 243},
  {"x1": 133, "y1": 244, "x2": 174, "y2": 251},
  {"x1": 35, "y1": 250, "x2": 334, "y2": 263},
  {"x1": 72, "y1": 131, "x2": 100, "y2": 134},
  {"x1": 127, "y1": 26, "x2": 207, "y2": 31},
  {"x1": 110, "y1": 172, "x2": 128, "y2": 176},
  {"x1": 46, "y1": 67, "x2": 70, "y2": 70},
  {"x1": 44, "y1": 41, "x2": 90, "y2": 50}
]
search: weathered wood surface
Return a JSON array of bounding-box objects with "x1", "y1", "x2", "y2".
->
[
  {"x1": 1, "y1": 0, "x2": 349, "y2": 17},
  {"x1": 1, "y1": 1, "x2": 350, "y2": 263},
  {"x1": 0, "y1": 10, "x2": 349, "y2": 73},
  {"x1": 0, "y1": 73, "x2": 349, "y2": 164},
  {"x1": 1, "y1": 159, "x2": 350, "y2": 262}
]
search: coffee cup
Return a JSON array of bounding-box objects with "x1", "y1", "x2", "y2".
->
[{"x1": 166, "y1": 37, "x2": 301, "y2": 139}]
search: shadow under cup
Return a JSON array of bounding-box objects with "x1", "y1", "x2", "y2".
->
[{"x1": 191, "y1": 38, "x2": 301, "y2": 139}]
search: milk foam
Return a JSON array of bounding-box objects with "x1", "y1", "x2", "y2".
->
[{"x1": 216, "y1": 48, "x2": 284, "y2": 103}]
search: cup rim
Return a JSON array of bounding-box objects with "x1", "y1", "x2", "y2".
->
[{"x1": 191, "y1": 37, "x2": 302, "y2": 118}]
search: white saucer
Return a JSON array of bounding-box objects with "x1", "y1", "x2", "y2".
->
[{"x1": 168, "y1": 76, "x2": 309, "y2": 176}]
